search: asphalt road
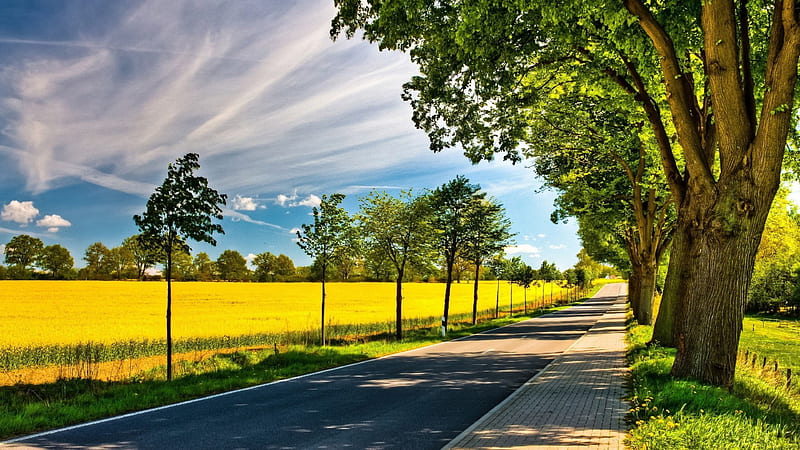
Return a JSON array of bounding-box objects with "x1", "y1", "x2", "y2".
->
[{"x1": 6, "y1": 288, "x2": 622, "y2": 450}]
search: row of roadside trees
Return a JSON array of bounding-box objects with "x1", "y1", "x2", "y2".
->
[{"x1": 330, "y1": 0, "x2": 800, "y2": 388}]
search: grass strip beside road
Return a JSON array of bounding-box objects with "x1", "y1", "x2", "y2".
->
[
  {"x1": 625, "y1": 320, "x2": 800, "y2": 449},
  {"x1": 0, "y1": 298, "x2": 590, "y2": 441}
]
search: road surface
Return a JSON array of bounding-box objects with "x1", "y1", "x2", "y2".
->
[{"x1": 6, "y1": 286, "x2": 622, "y2": 449}]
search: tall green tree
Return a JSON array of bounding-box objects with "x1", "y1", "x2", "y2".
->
[
  {"x1": 358, "y1": 189, "x2": 434, "y2": 338},
  {"x1": 107, "y1": 245, "x2": 134, "y2": 280},
  {"x1": 4, "y1": 234, "x2": 44, "y2": 278},
  {"x1": 463, "y1": 197, "x2": 513, "y2": 324},
  {"x1": 253, "y1": 251, "x2": 278, "y2": 282},
  {"x1": 83, "y1": 242, "x2": 112, "y2": 280},
  {"x1": 332, "y1": 0, "x2": 800, "y2": 387},
  {"x1": 122, "y1": 235, "x2": 156, "y2": 280},
  {"x1": 37, "y1": 244, "x2": 74, "y2": 279},
  {"x1": 274, "y1": 254, "x2": 296, "y2": 278},
  {"x1": 429, "y1": 176, "x2": 483, "y2": 335},
  {"x1": 296, "y1": 193, "x2": 350, "y2": 345},
  {"x1": 134, "y1": 153, "x2": 226, "y2": 380},
  {"x1": 216, "y1": 250, "x2": 249, "y2": 281},
  {"x1": 194, "y1": 252, "x2": 215, "y2": 281}
]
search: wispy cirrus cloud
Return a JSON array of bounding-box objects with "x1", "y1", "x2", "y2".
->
[{"x1": 0, "y1": 0, "x2": 425, "y2": 198}]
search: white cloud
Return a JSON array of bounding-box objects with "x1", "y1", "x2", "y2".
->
[
  {"x1": 276, "y1": 193, "x2": 295, "y2": 207},
  {"x1": 1, "y1": 200, "x2": 39, "y2": 225},
  {"x1": 223, "y1": 209, "x2": 286, "y2": 231},
  {"x1": 789, "y1": 181, "x2": 800, "y2": 207},
  {"x1": 505, "y1": 244, "x2": 541, "y2": 256},
  {"x1": 289, "y1": 227, "x2": 302, "y2": 235},
  {"x1": 537, "y1": 234, "x2": 546, "y2": 238},
  {"x1": 276, "y1": 193, "x2": 321, "y2": 208},
  {"x1": 549, "y1": 244, "x2": 567, "y2": 250},
  {"x1": 36, "y1": 214, "x2": 72, "y2": 232},
  {"x1": 0, "y1": 244, "x2": 5, "y2": 256},
  {"x1": 295, "y1": 194, "x2": 321, "y2": 208},
  {"x1": 245, "y1": 253, "x2": 257, "y2": 268},
  {"x1": 232, "y1": 194, "x2": 259, "y2": 211}
]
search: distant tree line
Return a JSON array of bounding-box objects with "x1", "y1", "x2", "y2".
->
[{"x1": 0, "y1": 176, "x2": 608, "y2": 292}]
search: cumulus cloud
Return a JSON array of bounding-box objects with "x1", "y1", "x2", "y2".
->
[
  {"x1": 549, "y1": 244, "x2": 567, "y2": 250},
  {"x1": 276, "y1": 193, "x2": 321, "y2": 208},
  {"x1": 289, "y1": 227, "x2": 302, "y2": 235},
  {"x1": 505, "y1": 244, "x2": 541, "y2": 256},
  {"x1": 232, "y1": 195, "x2": 259, "y2": 211},
  {"x1": 1, "y1": 200, "x2": 39, "y2": 225},
  {"x1": 36, "y1": 214, "x2": 72, "y2": 232},
  {"x1": 0, "y1": 244, "x2": 5, "y2": 256},
  {"x1": 295, "y1": 194, "x2": 321, "y2": 208}
]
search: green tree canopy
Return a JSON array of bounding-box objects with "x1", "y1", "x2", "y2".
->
[
  {"x1": 5, "y1": 234, "x2": 44, "y2": 273},
  {"x1": 216, "y1": 250, "x2": 249, "y2": 281},
  {"x1": 37, "y1": 244, "x2": 74, "y2": 279}
]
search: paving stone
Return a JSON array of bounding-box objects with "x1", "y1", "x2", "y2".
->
[{"x1": 444, "y1": 283, "x2": 629, "y2": 450}]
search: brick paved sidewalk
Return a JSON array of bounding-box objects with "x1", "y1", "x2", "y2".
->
[{"x1": 444, "y1": 283, "x2": 629, "y2": 450}]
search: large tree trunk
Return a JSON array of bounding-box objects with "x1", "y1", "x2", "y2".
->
[
  {"x1": 629, "y1": 261, "x2": 657, "y2": 326},
  {"x1": 670, "y1": 175, "x2": 773, "y2": 388},
  {"x1": 651, "y1": 226, "x2": 689, "y2": 347}
]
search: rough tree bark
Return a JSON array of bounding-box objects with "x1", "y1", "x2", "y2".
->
[{"x1": 625, "y1": 0, "x2": 800, "y2": 387}]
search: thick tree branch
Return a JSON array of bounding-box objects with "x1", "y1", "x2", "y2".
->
[
  {"x1": 624, "y1": 0, "x2": 715, "y2": 191},
  {"x1": 740, "y1": 0, "x2": 757, "y2": 133},
  {"x1": 702, "y1": 0, "x2": 753, "y2": 178}
]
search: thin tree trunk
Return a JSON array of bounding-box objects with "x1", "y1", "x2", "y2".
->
[
  {"x1": 442, "y1": 256, "x2": 454, "y2": 336},
  {"x1": 472, "y1": 262, "x2": 480, "y2": 325},
  {"x1": 495, "y1": 278, "x2": 500, "y2": 319},
  {"x1": 166, "y1": 248, "x2": 172, "y2": 381},
  {"x1": 321, "y1": 267, "x2": 327, "y2": 346},
  {"x1": 395, "y1": 267, "x2": 404, "y2": 340}
]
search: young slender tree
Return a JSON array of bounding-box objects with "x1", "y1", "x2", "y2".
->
[
  {"x1": 134, "y1": 153, "x2": 226, "y2": 381},
  {"x1": 463, "y1": 197, "x2": 513, "y2": 324},
  {"x1": 429, "y1": 176, "x2": 483, "y2": 335},
  {"x1": 296, "y1": 193, "x2": 349, "y2": 345},
  {"x1": 358, "y1": 189, "x2": 434, "y2": 339}
]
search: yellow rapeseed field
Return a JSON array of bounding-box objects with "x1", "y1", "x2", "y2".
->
[{"x1": 1, "y1": 280, "x2": 571, "y2": 347}]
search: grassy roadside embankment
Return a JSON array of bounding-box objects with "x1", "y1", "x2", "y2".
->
[
  {"x1": 0, "y1": 287, "x2": 602, "y2": 441},
  {"x1": 625, "y1": 314, "x2": 800, "y2": 449}
]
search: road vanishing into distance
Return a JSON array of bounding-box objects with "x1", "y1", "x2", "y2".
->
[{"x1": 7, "y1": 286, "x2": 623, "y2": 450}]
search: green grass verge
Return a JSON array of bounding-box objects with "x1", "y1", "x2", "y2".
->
[
  {"x1": 0, "y1": 295, "x2": 596, "y2": 441},
  {"x1": 625, "y1": 320, "x2": 800, "y2": 449}
]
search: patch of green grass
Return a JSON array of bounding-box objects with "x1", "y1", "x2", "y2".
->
[
  {"x1": 740, "y1": 316, "x2": 800, "y2": 370},
  {"x1": 0, "y1": 296, "x2": 591, "y2": 441},
  {"x1": 625, "y1": 324, "x2": 800, "y2": 449}
]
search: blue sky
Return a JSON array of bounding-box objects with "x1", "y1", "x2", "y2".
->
[{"x1": 0, "y1": 0, "x2": 581, "y2": 271}]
